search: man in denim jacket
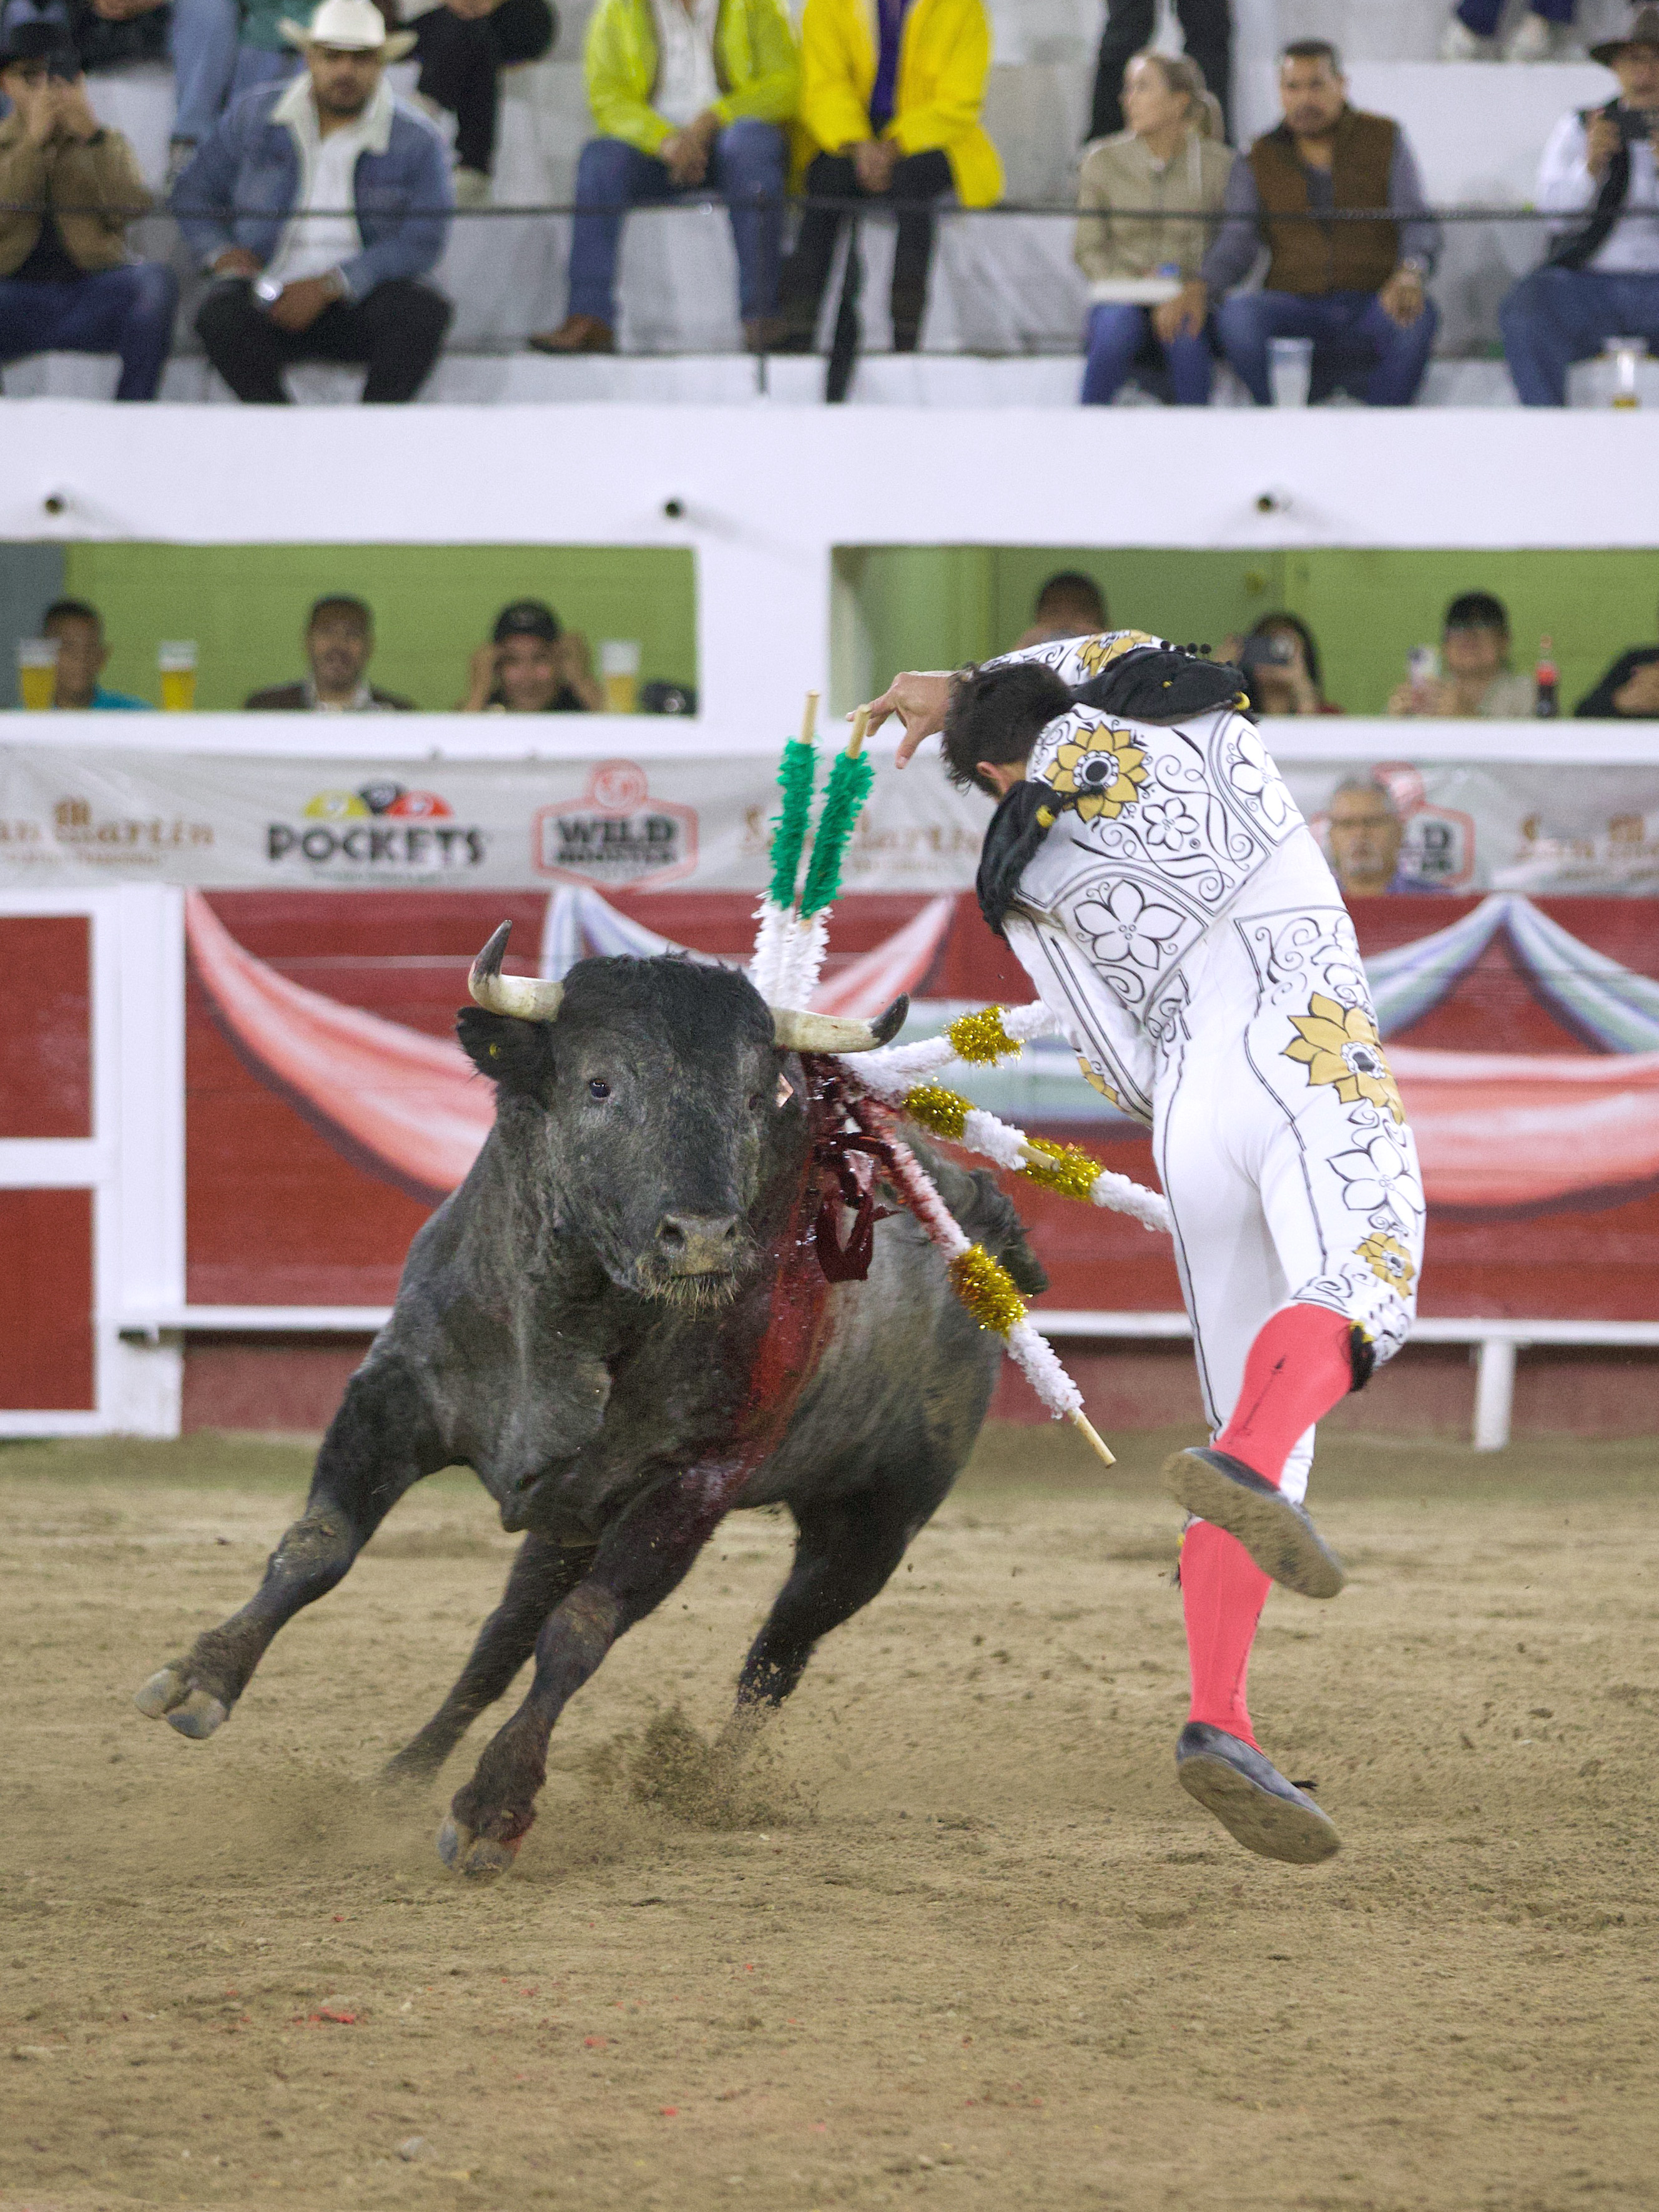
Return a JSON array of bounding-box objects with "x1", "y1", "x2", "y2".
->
[{"x1": 172, "y1": 0, "x2": 453, "y2": 402}]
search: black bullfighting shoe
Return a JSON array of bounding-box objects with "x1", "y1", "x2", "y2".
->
[
  {"x1": 1176, "y1": 1723, "x2": 1341, "y2": 1864},
  {"x1": 1161, "y1": 1446, "x2": 1346, "y2": 1600}
]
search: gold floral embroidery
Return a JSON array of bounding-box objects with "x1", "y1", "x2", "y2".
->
[
  {"x1": 1282, "y1": 993, "x2": 1405, "y2": 1123},
  {"x1": 1072, "y1": 629, "x2": 1159, "y2": 679},
  {"x1": 1355, "y1": 1232, "x2": 1415, "y2": 1292},
  {"x1": 1040, "y1": 725, "x2": 1149, "y2": 822}
]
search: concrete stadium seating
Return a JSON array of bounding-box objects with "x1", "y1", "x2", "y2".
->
[{"x1": 2, "y1": 0, "x2": 1651, "y2": 405}]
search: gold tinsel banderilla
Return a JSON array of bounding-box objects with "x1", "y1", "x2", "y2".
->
[
  {"x1": 946, "y1": 1243, "x2": 1030, "y2": 1336},
  {"x1": 1016, "y1": 1136, "x2": 1104, "y2": 1200},
  {"x1": 943, "y1": 1004, "x2": 1023, "y2": 1063},
  {"x1": 900, "y1": 1086, "x2": 1110, "y2": 1201},
  {"x1": 899, "y1": 1083, "x2": 970, "y2": 1141}
]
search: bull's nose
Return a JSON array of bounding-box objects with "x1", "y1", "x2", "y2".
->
[{"x1": 656, "y1": 1212, "x2": 743, "y2": 1272}]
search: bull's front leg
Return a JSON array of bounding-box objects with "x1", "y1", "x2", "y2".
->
[
  {"x1": 135, "y1": 1359, "x2": 444, "y2": 1741},
  {"x1": 382, "y1": 1531, "x2": 596, "y2": 1783},
  {"x1": 438, "y1": 1462, "x2": 737, "y2": 1879}
]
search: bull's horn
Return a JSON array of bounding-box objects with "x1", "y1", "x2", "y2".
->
[
  {"x1": 468, "y1": 921, "x2": 564, "y2": 1021},
  {"x1": 772, "y1": 996, "x2": 908, "y2": 1054}
]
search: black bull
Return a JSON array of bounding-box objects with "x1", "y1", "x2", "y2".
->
[{"x1": 136, "y1": 952, "x2": 1043, "y2": 1877}]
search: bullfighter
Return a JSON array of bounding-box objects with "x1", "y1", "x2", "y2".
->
[{"x1": 863, "y1": 632, "x2": 1425, "y2": 1865}]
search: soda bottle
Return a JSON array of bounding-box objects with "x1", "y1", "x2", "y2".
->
[{"x1": 1534, "y1": 636, "x2": 1559, "y2": 718}]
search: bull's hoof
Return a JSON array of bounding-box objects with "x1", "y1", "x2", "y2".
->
[
  {"x1": 134, "y1": 1668, "x2": 230, "y2": 1740},
  {"x1": 436, "y1": 1815, "x2": 521, "y2": 1880}
]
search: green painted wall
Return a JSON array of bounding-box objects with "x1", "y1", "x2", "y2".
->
[
  {"x1": 56, "y1": 544, "x2": 698, "y2": 712},
  {"x1": 840, "y1": 546, "x2": 1659, "y2": 716}
]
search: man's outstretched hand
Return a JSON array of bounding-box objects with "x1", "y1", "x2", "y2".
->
[{"x1": 858, "y1": 669, "x2": 953, "y2": 767}]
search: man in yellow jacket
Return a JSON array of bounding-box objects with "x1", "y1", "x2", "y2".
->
[
  {"x1": 530, "y1": 0, "x2": 799, "y2": 355},
  {"x1": 777, "y1": 0, "x2": 1001, "y2": 359}
]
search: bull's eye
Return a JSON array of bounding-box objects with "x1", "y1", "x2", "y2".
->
[{"x1": 587, "y1": 1078, "x2": 611, "y2": 1100}]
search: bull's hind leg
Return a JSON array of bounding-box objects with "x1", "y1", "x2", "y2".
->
[
  {"x1": 439, "y1": 1470, "x2": 732, "y2": 1877},
  {"x1": 730, "y1": 1483, "x2": 918, "y2": 1720},
  {"x1": 135, "y1": 1360, "x2": 444, "y2": 1741},
  {"x1": 383, "y1": 1532, "x2": 596, "y2": 1783}
]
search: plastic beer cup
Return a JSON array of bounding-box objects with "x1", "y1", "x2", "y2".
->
[
  {"x1": 159, "y1": 641, "x2": 197, "y2": 712},
  {"x1": 17, "y1": 637, "x2": 59, "y2": 710},
  {"x1": 600, "y1": 638, "x2": 641, "y2": 714}
]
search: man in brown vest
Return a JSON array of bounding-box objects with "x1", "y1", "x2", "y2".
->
[{"x1": 1199, "y1": 39, "x2": 1440, "y2": 405}]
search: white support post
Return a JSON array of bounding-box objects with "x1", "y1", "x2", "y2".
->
[{"x1": 1472, "y1": 1337, "x2": 1517, "y2": 1452}]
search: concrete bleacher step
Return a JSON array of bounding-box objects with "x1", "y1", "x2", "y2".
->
[
  {"x1": 14, "y1": 25, "x2": 1630, "y2": 399},
  {"x1": 13, "y1": 347, "x2": 1659, "y2": 407}
]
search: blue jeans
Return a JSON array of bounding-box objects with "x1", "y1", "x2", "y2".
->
[
  {"x1": 1081, "y1": 301, "x2": 1212, "y2": 405},
  {"x1": 1500, "y1": 263, "x2": 1659, "y2": 406},
  {"x1": 1456, "y1": 0, "x2": 1573, "y2": 29},
  {"x1": 1214, "y1": 287, "x2": 1439, "y2": 407},
  {"x1": 566, "y1": 121, "x2": 785, "y2": 325},
  {"x1": 169, "y1": 0, "x2": 298, "y2": 145},
  {"x1": 0, "y1": 262, "x2": 179, "y2": 399}
]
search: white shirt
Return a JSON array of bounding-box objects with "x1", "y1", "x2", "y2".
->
[
  {"x1": 263, "y1": 74, "x2": 393, "y2": 288},
  {"x1": 650, "y1": 0, "x2": 721, "y2": 129},
  {"x1": 1536, "y1": 108, "x2": 1659, "y2": 275}
]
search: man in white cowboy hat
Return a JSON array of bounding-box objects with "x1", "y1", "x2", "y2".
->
[
  {"x1": 172, "y1": 0, "x2": 454, "y2": 401},
  {"x1": 1500, "y1": 4, "x2": 1659, "y2": 402}
]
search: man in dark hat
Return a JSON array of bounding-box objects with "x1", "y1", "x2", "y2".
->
[
  {"x1": 1500, "y1": 5, "x2": 1659, "y2": 403},
  {"x1": 0, "y1": 0, "x2": 178, "y2": 397},
  {"x1": 456, "y1": 600, "x2": 602, "y2": 713}
]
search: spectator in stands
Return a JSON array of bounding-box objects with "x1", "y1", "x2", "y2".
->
[
  {"x1": 457, "y1": 598, "x2": 603, "y2": 710},
  {"x1": 1088, "y1": 0, "x2": 1231, "y2": 144},
  {"x1": 405, "y1": 0, "x2": 556, "y2": 209},
  {"x1": 174, "y1": 0, "x2": 453, "y2": 405},
  {"x1": 527, "y1": 0, "x2": 797, "y2": 356},
  {"x1": 41, "y1": 597, "x2": 151, "y2": 707},
  {"x1": 775, "y1": 0, "x2": 1002, "y2": 360},
  {"x1": 165, "y1": 0, "x2": 301, "y2": 182},
  {"x1": 1499, "y1": 8, "x2": 1659, "y2": 407},
  {"x1": 1387, "y1": 591, "x2": 1534, "y2": 718},
  {"x1": 1326, "y1": 776, "x2": 1422, "y2": 897},
  {"x1": 1442, "y1": 0, "x2": 1578, "y2": 63},
  {"x1": 1013, "y1": 571, "x2": 1109, "y2": 647},
  {"x1": 1576, "y1": 613, "x2": 1659, "y2": 714},
  {"x1": 11, "y1": 0, "x2": 169, "y2": 79},
  {"x1": 1203, "y1": 41, "x2": 1440, "y2": 408},
  {"x1": 1227, "y1": 612, "x2": 1342, "y2": 713},
  {"x1": 1075, "y1": 51, "x2": 1232, "y2": 408},
  {"x1": 0, "y1": 5, "x2": 178, "y2": 399},
  {"x1": 245, "y1": 594, "x2": 415, "y2": 709}
]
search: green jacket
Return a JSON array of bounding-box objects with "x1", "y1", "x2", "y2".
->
[{"x1": 585, "y1": 0, "x2": 800, "y2": 155}]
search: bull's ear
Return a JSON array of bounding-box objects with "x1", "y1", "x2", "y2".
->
[{"x1": 457, "y1": 1006, "x2": 551, "y2": 1088}]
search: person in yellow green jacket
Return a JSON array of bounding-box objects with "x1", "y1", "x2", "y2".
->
[
  {"x1": 529, "y1": 0, "x2": 799, "y2": 355},
  {"x1": 777, "y1": 0, "x2": 1002, "y2": 358}
]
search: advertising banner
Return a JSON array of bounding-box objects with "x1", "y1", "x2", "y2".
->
[
  {"x1": 179, "y1": 886, "x2": 1659, "y2": 1325},
  {"x1": 4, "y1": 746, "x2": 1659, "y2": 895}
]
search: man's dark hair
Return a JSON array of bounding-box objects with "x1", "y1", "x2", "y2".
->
[
  {"x1": 1281, "y1": 36, "x2": 1342, "y2": 70},
  {"x1": 308, "y1": 594, "x2": 372, "y2": 632},
  {"x1": 1034, "y1": 570, "x2": 1108, "y2": 627},
  {"x1": 42, "y1": 597, "x2": 102, "y2": 634},
  {"x1": 1444, "y1": 591, "x2": 1509, "y2": 636},
  {"x1": 1247, "y1": 610, "x2": 1322, "y2": 689},
  {"x1": 941, "y1": 661, "x2": 1073, "y2": 797}
]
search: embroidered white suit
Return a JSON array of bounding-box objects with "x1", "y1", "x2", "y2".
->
[{"x1": 993, "y1": 632, "x2": 1424, "y2": 1499}]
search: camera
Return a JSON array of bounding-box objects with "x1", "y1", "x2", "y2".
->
[
  {"x1": 1239, "y1": 632, "x2": 1295, "y2": 674},
  {"x1": 1613, "y1": 103, "x2": 1659, "y2": 145}
]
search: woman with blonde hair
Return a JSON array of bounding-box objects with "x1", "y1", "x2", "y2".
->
[{"x1": 1075, "y1": 49, "x2": 1234, "y2": 406}]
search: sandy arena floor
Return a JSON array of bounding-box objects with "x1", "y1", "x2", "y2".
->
[{"x1": 1, "y1": 1420, "x2": 1655, "y2": 2212}]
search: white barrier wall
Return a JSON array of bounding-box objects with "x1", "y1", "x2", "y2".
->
[{"x1": 6, "y1": 405, "x2": 1659, "y2": 749}]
